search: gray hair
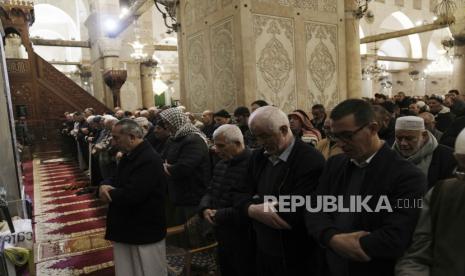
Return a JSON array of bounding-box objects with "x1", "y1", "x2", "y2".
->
[
  {"x1": 133, "y1": 117, "x2": 152, "y2": 136},
  {"x1": 248, "y1": 105, "x2": 289, "y2": 133},
  {"x1": 213, "y1": 124, "x2": 244, "y2": 145},
  {"x1": 114, "y1": 118, "x2": 144, "y2": 138}
]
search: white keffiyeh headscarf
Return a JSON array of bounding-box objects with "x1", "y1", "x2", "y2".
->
[{"x1": 159, "y1": 107, "x2": 208, "y2": 143}]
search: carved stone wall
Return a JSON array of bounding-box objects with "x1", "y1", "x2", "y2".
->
[
  {"x1": 179, "y1": 0, "x2": 346, "y2": 112},
  {"x1": 305, "y1": 22, "x2": 338, "y2": 109},
  {"x1": 254, "y1": 15, "x2": 296, "y2": 111}
]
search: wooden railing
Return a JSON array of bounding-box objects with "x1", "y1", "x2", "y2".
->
[{"x1": 35, "y1": 54, "x2": 110, "y2": 114}]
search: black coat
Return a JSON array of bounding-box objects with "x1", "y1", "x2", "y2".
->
[
  {"x1": 199, "y1": 149, "x2": 255, "y2": 276},
  {"x1": 199, "y1": 149, "x2": 252, "y2": 225},
  {"x1": 105, "y1": 140, "x2": 167, "y2": 244},
  {"x1": 305, "y1": 143, "x2": 427, "y2": 276},
  {"x1": 235, "y1": 138, "x2": 325, "y2": 275},
  {"x1": 439, "y1": 114, "x2": 465, "y2": 148},
  {"x1": 427, "y1": 144, "x2": 456, "y2": 188},
  {"x1": 435, "y1": 112, "x2": 455, "y2": 132},
  {"x1": 163, "y1": 133, "x2": 211, "y2": 206}
]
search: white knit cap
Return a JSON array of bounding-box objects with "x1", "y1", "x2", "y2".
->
[
  {"x1": 395, "y1": 116, "x2": 425, "y2": 130},
  {"x1": 455, "y1": 128, "x2": 465, "y2": 154},
  {"x1": 416, "y1": 101, "x2": 426, "y2": 108}
]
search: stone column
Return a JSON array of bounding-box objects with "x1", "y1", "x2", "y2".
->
[
  {"x1": 452, "y1": 39, "x2": 465, "y2": 94},
  {"x1": 344, "y1": 0, "x2": 362, "y2": 98},
  {"x1": 140, "y1": 60, "x2": 157, "y2": 108},
  {"x1": 84, "y1": 0, "x2": 121, "y2": 107},
  {"x1": 0, "y1": 22, "x2": 22, "y2": 204},
  {"x1": 178, "y1": 0, "x2": 347, "y2": 113},
  {"x1": 450, "y1": 1, "x2": 465, "y2": 94}
]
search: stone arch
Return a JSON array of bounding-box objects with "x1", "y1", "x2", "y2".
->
[
  {"x1": 29, "y1": 4, "x2": 81, "y2": 67},
  {"x1": 379, "y1": 11, "x2": 423, "y2": 58}
]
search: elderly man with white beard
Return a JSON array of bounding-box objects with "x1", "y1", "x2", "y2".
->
[
  {"x1": 395, "y1": 128, "x2": 465, "y2": 276},
  {"x1": 392, "y1": 116, "x2": 456, "y2": 189}
]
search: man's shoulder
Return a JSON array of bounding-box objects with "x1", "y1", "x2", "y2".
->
[
  {"x1": 292, "y1": 139, "x2": 325, "y2": 161},
  {"x1": 135, "y1": 142, "x2": 163, "y2": 164}
]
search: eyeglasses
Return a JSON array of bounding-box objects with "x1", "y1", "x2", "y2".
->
[{"x1": 327, "y1": 123, "x2": 369, "y2": 142}]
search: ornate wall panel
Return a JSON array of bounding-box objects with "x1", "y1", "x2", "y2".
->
[
  {"x1": 305, "y1": 21, "x2": 339, "y2": 109},
  {"x1": 187, "y1": 33, "x2": 209, "y2": 112},
  {"x1": 256, "y1": 0, "x2": 336, "y2": 13},
  {"x1": 222, "y1": 0, "x2": 233, "y2": 7},
  {"x1": 211, "y1": 18, "x2": 237, "y2": 111},
  {"x1": 318, "y1": 0, "x2": 337, "y2": 13},
  {"x1": 185, "y1": 0, "x2": 219, "y2": 27},
  {"x1": 254, "y1": 14, "x2": 297, "y2": 112}
]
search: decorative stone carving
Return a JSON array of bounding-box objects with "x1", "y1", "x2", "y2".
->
[
  {"x1": 185, "y1": 1, "x2": 193, "y2": 27},
  {"x1": 211, "y1": 19, "x2": 236, "y2": 110},
  {"x1": 254, "y1": 14, "x2": 296, "y2": 112},
  {"x1": 318, "y1": 0, "x2": 337, "y2": 13},
  {"x1": 256, "y1": 0, "x2": 336, "y2": 13},
  {"x1": 294, "y1": 0, "x2": 317, "y2": 10},
  {"x1": 207, "y1": 0, "x2": 218, "y2": 14},
  {"x1": 222, "y1": 0, "x2": 233, "y2": 7},
  {"x1": 187, "y1": 33, "x2": 208, "y2": 111},
  {"x1": 6, "y1": 60, "x2": 30, "y2": 74},
  {"x1": 305, "y1": 22, "x2": 339, "y2": 109}
]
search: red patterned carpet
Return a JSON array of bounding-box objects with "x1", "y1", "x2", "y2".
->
[{"x1": 27, "y1": 153, "x2": 115, "y2": 275}]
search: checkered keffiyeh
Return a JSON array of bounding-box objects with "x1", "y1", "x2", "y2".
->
[{"x1": 160, "y1": 107, "x2": 207, "y2": 143}]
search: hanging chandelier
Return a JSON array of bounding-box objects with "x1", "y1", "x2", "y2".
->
[
  {"x1": 129, "y1": 36, "x2": 148, "y2": 60},
  {"x1": 154, "y1": 0, "x2": 180, "y2": 34},
  {"x1": 424, "y1": 50, "x2": 453, "y2": 76},
  {"x1": 362, "y1": 52, "x2": 388, "y2": 80}
]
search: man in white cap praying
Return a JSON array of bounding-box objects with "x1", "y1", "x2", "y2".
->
[
  {"x1": 392, "y1": 116, "x2": 456, "y2": 189},
  {"x1": 396, "y1": 128, "x2": 465, "y2": 276}
]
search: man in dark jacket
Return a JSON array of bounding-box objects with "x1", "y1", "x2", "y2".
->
[
  {"x1": 427, "y1": 96, "x2": 455, "y2": 132},
  {"x1": 235, "y1": 106, "x2": 325, "y2": 276},
  {"x1": 234, "y1": 106, "x2": 258, "y2": 148},
  {"x1": 306, "y1": 99, "x2": 427, "y2": 276},
  {"x1": 160, "y1": 107, "x2": 211, "y2": 225},
  {"x1": 99, "y1": 119, "x2": 167, "y2": 275},
  {"x1": 392, "y1": 116, "x2": 456, "y2": 188},
  {"x1": 199, "y1": 124, "x2": 255, "y2": 276}
]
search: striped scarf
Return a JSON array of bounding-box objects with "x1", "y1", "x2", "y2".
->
[{"x1": 159, "y1": 107, "x2": 208, "y2": 143}]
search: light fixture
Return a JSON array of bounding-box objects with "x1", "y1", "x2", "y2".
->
[
  {"x1": 119, "y1": 7, "x2": 129, "y2": 19},
  {"x1": 434, "y1": 0, "x2": 457, "y2": 25},
  {"x1": 104, "y1": 18, "x2": 118, "y2": 32},
  {"x1": 153, "y1": 0, "x2": 180, "y2": 33},
  {"x1": 362, "y1": 45, "x2": 389, "y2": 80},
  {"x1": 129, "y1": 20, "x2": 148, "y2": 61},
  {"x1": 424, "y1": 50, "x2": 453, "y2": 76},
  {"x1": 129, "y1": 36, "x2": 148, "y2": 60},
  {"x1": 353, "y1": 0, "x2": 372, "y2": 19},
  {"x1": 415, "y1": 20, "x2": 423, "y2": 26}
]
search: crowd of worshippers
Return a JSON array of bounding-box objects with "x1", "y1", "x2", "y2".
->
[{"x1": 59, "y1": 91, "x2": 465, "y2": 276}]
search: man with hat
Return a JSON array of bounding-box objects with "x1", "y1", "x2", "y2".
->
[
  {"x1": 392, "y1": 116, "x2": 456, "y2": 189},
  {"x1": 214, "y1": 109, "x2": 231, "y2": 126},
  {"x1": 395, "y1": 128, "x2": 465, "y2": 276}
]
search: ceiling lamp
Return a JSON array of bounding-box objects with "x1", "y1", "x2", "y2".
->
[
  {"x1": 434, "y1": 0, "x2": 457, "y2": 25},
  {"x1": 129, "y1": 36, "x2": 148, "y2": 60},
  {"x1": 424, "y1": 50, "x2": 453, "y2": 76},
  {"x1": 154, "y1": 0, "x2": 180, "y2": 34}
]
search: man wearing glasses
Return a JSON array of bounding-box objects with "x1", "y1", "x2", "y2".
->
[{"x1": 306, "y1": 99, "x2": 427, "y2": 276}]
